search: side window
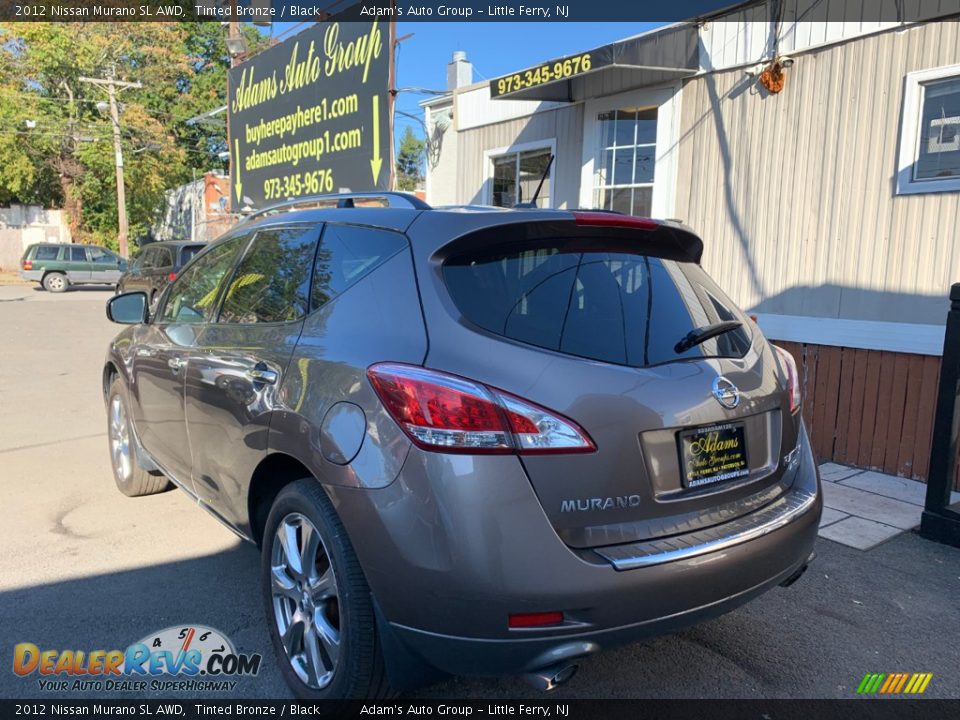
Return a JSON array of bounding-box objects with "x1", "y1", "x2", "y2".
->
[
  {"x1": 155, "y1": 247, "x2": 173, "y2": 268},
  {"x1": 219, "y1": 227, "x2": 319, "y2": 324},
  {"x1": 311, "y1": 224, "x2": 407, "y2": 309},
  {"x1": 34, "y1": 246, "x2": 61, "y2": 261},
  {"x1": 140, "y1": 248, "x2": 157, "y2": 269},
  {"x1": 89, "y1": 247, "x2": 117, "y2": 264},
  {"x1": 69, "y1": 247, "x2": 86, "y2": 262},
  {"x1": 157, "y1": 236, "x2": 247, "y2": 325}
]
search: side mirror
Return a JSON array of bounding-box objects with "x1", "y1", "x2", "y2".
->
[{"x1": 106, "y1": 292, "x2": 148, "y2": 324}]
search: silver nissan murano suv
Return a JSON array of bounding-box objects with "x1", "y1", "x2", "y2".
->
[{"x1": 103, "y1": 193, "x2": 821, "y2": 699}]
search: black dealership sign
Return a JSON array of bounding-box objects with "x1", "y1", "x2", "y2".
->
[{"x1": 227, "y1": 19, "x2": 391, "y2": 211}]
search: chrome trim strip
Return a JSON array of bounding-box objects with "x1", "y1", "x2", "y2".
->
[{"x1": 596, "y1": 487, "x2": 818, "y2": 570}]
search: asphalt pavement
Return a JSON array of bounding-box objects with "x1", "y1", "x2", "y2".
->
[{"x1": 0, "y1": 282, "x2": 958, "y2": 700}]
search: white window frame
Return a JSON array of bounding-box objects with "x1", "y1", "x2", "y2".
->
[
  {"x1": 896, "y1": 62, "x2": 960, "y2": 195},
  {"x1": 579, "y1": 83, "x2": 682, "y2": 218},
  {"x1": 483, "y1": 138, "x2": 556, "y2": 209}
]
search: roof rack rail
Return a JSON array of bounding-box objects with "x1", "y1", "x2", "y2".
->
[{"x1": 241, "y1": 192, "x2": 431, "y2": 222}]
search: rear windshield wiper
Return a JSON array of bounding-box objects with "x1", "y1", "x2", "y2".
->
[{"x1": 674, "y1": 320, "x2": 743, "y2": 354}]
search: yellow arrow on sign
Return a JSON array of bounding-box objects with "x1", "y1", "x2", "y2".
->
[
  {"x1": 234, "y1": 138, "x2": 242, "y2": 203},
  {"x1": 370, "y1": 94, "x2": 382, "y2": 185}
]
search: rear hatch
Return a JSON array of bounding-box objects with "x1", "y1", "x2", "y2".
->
[{"x1": 419, "y1": 213, "x2": 800, "y2": 549}]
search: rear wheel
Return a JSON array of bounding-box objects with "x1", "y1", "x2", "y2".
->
[
  {"x1": 261, "y1": 480, "x2": 392, "y2": 700},
  {"x1": 107, "y1": 377, "x2": 171, "y2": 497},
  {"x1": 43, "y1": 272, "x2": 67, "y2": 293}
]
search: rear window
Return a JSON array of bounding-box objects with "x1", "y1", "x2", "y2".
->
[
  {"x1": 34, "y1": 246, "x2": 61, "y2": 261},
  {"x1": 443, "y1": 243, "x2": 752, "y2": 368},
  {"x1": 177, "y1": 245, "x2": 204, "y2": 267}
]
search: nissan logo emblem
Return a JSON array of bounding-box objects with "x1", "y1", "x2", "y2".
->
[{"x1": 712, "y1": 376, "x2": 740, "y2": 409}]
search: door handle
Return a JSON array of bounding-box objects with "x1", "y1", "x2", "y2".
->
[
  {"x1": 167, "y1": 357, "x2": 185, "y2": 373},
  {"x1": 248, "y1": 368, "x2": 278, "y2": 385}
]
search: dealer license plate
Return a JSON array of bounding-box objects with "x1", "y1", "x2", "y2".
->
[{"x1": 678, "y1": 422, "x2": 749, "y2": 489}]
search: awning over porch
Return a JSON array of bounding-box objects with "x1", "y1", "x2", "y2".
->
[{"x1": 489, "y1": 23, "x2": 699, "y2": 102}]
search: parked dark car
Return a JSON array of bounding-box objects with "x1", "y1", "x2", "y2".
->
[
  {"x1": 117, "y1": 240, "x2": 206, "y2": 305},
  {"x1": 20, "y1": 242, "x2": 126, "y2": 292},
  {"x1": 102, "y1": 193, "x2": 821, "y2": 700}
]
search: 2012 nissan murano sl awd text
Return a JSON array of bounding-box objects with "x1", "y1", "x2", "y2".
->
[{"x1": 102, "y1": 193, "x2": 821, "y2": 700}]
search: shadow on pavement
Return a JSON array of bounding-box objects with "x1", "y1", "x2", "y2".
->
[{"x1": 0, "y1": 542, "x2": 287, "y2": 698}]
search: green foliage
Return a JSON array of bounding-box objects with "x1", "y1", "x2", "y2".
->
[
  {"x1": 395, "y1": 125, "x2": 425, "y2": 192},
  {"x1": 0, "y1": 22, "x2": 259, "y2": 246}
]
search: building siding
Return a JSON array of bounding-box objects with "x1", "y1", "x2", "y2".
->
[
  {"x1": 455, "y1": 104, "x2": 584, "y2": 208},
  {"x1": 676, "y1": 19, "x2": 960, "y2": 327},
  {"x1": 699, "y1": 0, "x2": 960, "y2": 72}
]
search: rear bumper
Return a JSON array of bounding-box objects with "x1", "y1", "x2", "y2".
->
[
  {"x1": 330, "y1": 423, "x2": 821, "y2": 678},
  {"x1": 389, "y1": 543, "x2": 814, "y2": 676},
  {"x1": 20, "y1": 270, "x2": 42, "y2": 282}
]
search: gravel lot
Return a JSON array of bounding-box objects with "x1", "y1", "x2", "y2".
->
[{"x1": 1, "y1": 283, "x2": 958, "y2": 700}]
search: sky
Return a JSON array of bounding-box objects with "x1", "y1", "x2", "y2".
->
[{"x1": 269, "y1": 21, "x2": 666, "y2": 152}]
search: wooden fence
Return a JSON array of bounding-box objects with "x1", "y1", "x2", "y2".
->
[{"x1": 774, "y1": 341, "x2": 959, "y2": 490}]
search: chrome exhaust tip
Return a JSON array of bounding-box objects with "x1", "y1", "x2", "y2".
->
[{"x1": 523, "y1": 663, "x2": 578, "y2": 692}]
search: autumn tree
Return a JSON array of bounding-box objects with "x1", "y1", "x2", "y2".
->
[{"x1": 0, "y1": 22, "x2": 262, "y2": 249}]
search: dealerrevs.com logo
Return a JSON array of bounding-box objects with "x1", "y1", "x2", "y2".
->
[{"x1": 12, "y1": 625, "x2": 262, "y2": 692}]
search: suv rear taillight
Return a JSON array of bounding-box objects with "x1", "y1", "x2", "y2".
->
[
  {"x1": 22, "y1": 259, "x2": 32, "y2": 270},
  {"x1": 367, "y1": 363, "x2": 596, "y2": 455},
  {"x1": 772, "y1": 345, "x2": 801, "y2": 414}
]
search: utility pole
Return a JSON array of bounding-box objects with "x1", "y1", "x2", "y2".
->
[
  {"x1": 79, "y1": 69, "x2": 142, "y2": 259},
  {"x1": 229, "y1": 20, "x2": 241, "y2": 67}
]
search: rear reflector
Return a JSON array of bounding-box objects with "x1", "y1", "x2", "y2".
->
[
  {"x1": 168, "y1": 272, "x2": 177, "y2": 281},
  {"x1": 367, "y1": 363, "x2": 596, "y2": 455},
  {"x1": 772, "y1": 345, "x2": 801, "y2": 414},
  {"x1": 509, "y1": 611, "x2": 564, "y2": 629},
  {"x1": 572, "y1": 211, "x2": 658, "y2": 230}
]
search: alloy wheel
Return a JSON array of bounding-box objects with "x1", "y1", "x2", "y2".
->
[
  {"x1": 270, "y1": 512, "x2": 341, "y2": 689},
  {"x1": 109, "y1": 395, "x2": 132, "y2": 484}
]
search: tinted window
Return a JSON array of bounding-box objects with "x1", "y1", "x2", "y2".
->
[
  {"x1": 158, "y1": 237, "x2": 247, "y2": 324},
  {"x1": 34, "y1": 246, "x2": 60, "y2": 261},
  {"x1": 139, "y1": 247, "x2": 157, "y2": 269},
  {"x1": 219, "y1": 227, "x2": 319, "y2": 324},
  {"x1": 69, "y1": 247, "x2": 86, "y2": 262},
  {"x1": 177, "y1": 244, "x2": 205, "y2": 267},
  {"x1": 311, "y1": 224, "x2": 406, "y2": 309},
  {"x1": 443, "y1": 243, "x2": 752, "y2": 368},
  {"x1": 154, "y1": 247, "x2": 173, "y2": 268},
  {"x1": 89, "y1": 247, "x2": 117, "y2": 264}
]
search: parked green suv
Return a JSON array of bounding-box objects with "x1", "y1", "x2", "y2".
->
[{"x1": 20, "y1": 243, "x2": 127, "y2": 292}]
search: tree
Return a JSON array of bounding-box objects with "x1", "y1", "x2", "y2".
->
[
  {"x1": 0, "y1": 22, "x2": 262, "y2": 250},
  {"x1": 395, "y1": 126, "x2": 425, "y2": 191}
]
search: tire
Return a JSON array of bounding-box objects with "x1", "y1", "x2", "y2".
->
[
  {"x1": 43, "y1": 272, "x2": 67, "y2": 293},
  {"x1": 106, "y1": 377, "x2": 171, "y2": 497},
  {"x1": 261, "y1": 479, "x2": 392, "y2": 701}
]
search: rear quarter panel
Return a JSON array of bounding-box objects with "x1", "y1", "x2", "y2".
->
[{"x1": 266, "y1": 249, "x2": 427, "y2": 491}]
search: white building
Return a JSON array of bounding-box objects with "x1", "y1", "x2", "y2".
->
[{"x1": 423, "y1": 0, "x2": 960, "y2": 484}]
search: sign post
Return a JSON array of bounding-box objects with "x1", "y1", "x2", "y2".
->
[{"x1": 227, "y1": 18, "x2": 392, "y2": 212}]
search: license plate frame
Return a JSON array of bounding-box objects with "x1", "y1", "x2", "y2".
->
[{"x1": 678, "y1": 421, "x2": 749, "y2": 489}]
